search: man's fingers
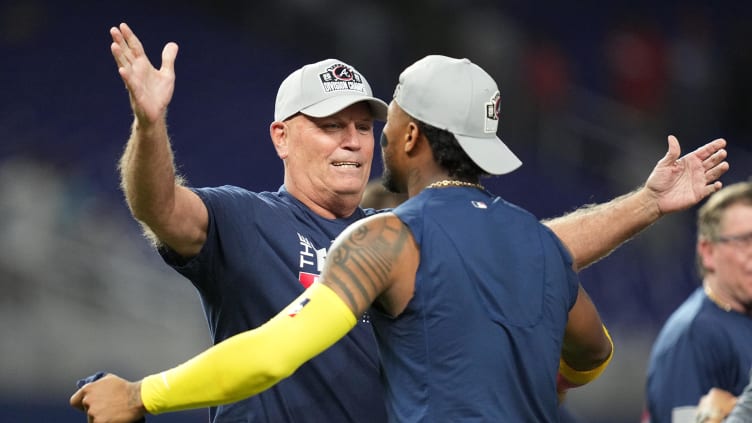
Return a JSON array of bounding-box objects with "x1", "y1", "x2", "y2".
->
[
  {"x1": 110, "y1": 27, "x2": 129, "y2": 68},
  {"x1": 110, "y1": 27, "x2": 136, "y2": 68},
  {"x1": 690, "y1": 138, "x2": 727, "y2": 161},
  {"x1": 70, "y1": 386, "x2": 86, "y2": 410},
  {"x1": 110, "y1": 26, "x2": 125, "y2": 48},
  {"x1": 705, "y1": 161, "x2": 730, "y2": 183},
  {"x1": 110, "y1": 43, "x2": 129, "y2": 69},
  {"x1": 119, "y1": 22, "x2": 145, "y2": 57},
  {"x1": 702, "y1": 148, "x2": 728, "y2": 171},
  {"x1": 663, "y1": 135, "x2": 681, "y2": 164},
  {"x1": 161, "y1": 42, "x2": 179, "y2": 73},
  {"x1": 702, "y1": 181, "x2": 723, "y2": 198}
]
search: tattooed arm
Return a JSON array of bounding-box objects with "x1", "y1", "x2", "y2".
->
[
  {"x1": 322, "y1": 213, "x2": 419, "y2": 318},
  {"x1": 70, "y1": 214, "x2": 418, "y2": 420}
]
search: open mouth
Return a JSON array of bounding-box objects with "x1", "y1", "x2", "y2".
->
[{"x1": 332, "y1": 161, "x2": 361, "y2": 168}]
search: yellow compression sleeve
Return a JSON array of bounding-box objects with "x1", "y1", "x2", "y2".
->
[
  {"x1": 140, "y1": 283, "x2": 356, "y2": 414},
  {"x1": 559, "y1": 324, "x2": 614, "y2": 387}
]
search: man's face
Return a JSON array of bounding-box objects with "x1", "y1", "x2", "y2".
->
[
  {"x1": 700, "y1": 203, "x2": 752, "y2": 306},
  {"x1": 380, "y1": 100, "x2": 411, "y2": 194},
  {"x1": 282, "y1": 102, "x2": 375, "y2": 200}
]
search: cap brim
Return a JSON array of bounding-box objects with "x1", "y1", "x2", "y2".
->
[
  {"x1": 455, "y1": 134, "x2": 522, "y2": 175},
  {"x1": 301, "y1": 95, "x2": 388, "y2": 121}
]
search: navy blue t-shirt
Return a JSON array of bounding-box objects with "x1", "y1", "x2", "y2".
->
[
  {"x1": 372, "y1": 186, "x2": 579, "y2": 422},
  {"x1": 160, "y1": 185, "x2": 386, "y2": 422},
  {"x1": 646, "y1": 288, "x2": 752, "y2": 423}
]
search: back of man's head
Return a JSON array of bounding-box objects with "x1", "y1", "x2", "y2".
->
[{"x1": 393, "y1": 55, "x2": 522, "y2": 176}]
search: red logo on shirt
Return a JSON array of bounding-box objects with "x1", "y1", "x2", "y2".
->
[{"x1": 299, "y1": 272, "x2": 319, "y2": 288}]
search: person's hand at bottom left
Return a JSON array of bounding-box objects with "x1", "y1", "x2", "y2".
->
[{"x1": 70, "y1": 373, "x2": 146, "y2": 423}]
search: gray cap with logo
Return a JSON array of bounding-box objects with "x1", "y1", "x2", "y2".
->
[
  {"x1": 393, "y1": 55, "x2": 522, "y2": 175},
  {"x1": 274, "y1": 58, "x2": 388, "y2": 122}
]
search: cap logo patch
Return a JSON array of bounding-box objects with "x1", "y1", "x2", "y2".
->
[
  {"x1": 319, "y1": 64, "x2": 366, "y2": 94},
  {"x1": 484, "y1": 91, "x2": 501, "y2": 133}
]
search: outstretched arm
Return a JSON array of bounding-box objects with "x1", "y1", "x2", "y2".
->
[
  {"x1": 545, "y1": 135, "x2": 728, "y2": 271},
  {"x1": 111, "y1": 22, "x2": 207, "y2": 257},
  {"x1": 70, "y1": 283, "x2": 358, "y2": 420},
  {"x1": 70, "y1": 214, "x2": 415, "y2": 421}
]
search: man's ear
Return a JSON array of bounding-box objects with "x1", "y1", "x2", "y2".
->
[
  {"x1": 697, "y1": 237, "x2": 716, "y2": 273},
  {"x1": 404, "y1": 121, "x2": 420, "y2": 153},
  {"x1": 270, "y1": 121, "x2": 289, "y2": 159}
]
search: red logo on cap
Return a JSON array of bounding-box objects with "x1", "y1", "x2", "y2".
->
[{"x1": 331, "y1": 65, "x2": 354, "y2": 81}]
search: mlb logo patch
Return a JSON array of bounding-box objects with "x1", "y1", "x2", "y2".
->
[
  {"x1": 288, "y1": 298, "x2": 311, "y2": 317},
  {"x1": 472, "y1": 200, "x2": 488, "y2": 209}
]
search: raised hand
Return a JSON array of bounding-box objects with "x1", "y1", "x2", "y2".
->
[
  {"x1": 110, "y1": 22, "x2": 178, "y2": 125},
  {"x1": 645, "y1": 135, "x2": 728, "y2": 215}
]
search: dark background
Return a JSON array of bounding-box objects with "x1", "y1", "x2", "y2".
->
[{"x1": 1, "y1": 0, "x2": 750, "y2": 421}]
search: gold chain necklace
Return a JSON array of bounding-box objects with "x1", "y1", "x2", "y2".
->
[
  {"x1": 704, "y1": 284, "x2": 732, "y2": 312},
  {"x1": 425, "y1": 180, "x2": 485, "y2": 190}
]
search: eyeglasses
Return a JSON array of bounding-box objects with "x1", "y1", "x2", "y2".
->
[{"x1": 714, "y1": 231, "x2": 752, "y2": 249}]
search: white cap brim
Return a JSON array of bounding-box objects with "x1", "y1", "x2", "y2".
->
[
  {"x1": 455, "y1": 134, "x2": 522, "y2": 175},
  {"x1": 301, "y1": 95, "x2": 388, "y2": 121}
]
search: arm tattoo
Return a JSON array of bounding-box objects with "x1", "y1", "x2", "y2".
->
[{"x1": 325, "y1": 217, "x2": 411, "y2": 315}]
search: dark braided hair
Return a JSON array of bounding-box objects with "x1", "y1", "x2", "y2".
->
[{"x1": 415, "y1": 120, "x2": 489, "y2": 181}]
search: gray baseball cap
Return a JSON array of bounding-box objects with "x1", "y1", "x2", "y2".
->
[
  {"x1": 274, "y1": 58, "x2": 388, "y2": 122},
  {"x1": 393, "y1": 55, "x2": 522, "y2": 175}
]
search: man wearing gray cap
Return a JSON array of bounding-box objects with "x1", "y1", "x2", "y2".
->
[
  {"x1": 105, "y1": 23, "x2": 390, "y2": 423},
  {"x1": 72, "y1": 50, "x2": 729, "y2": 422}
]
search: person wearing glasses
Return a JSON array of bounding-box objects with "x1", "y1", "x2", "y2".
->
[{"x1": 646, "y1": 180, "x2": 752, "y2": 423}]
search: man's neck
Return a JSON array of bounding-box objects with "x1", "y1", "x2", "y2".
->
[
  {"x1": 287, "y1": 186, "x2": 361, "y2": 219},
  {"x1": 703, "y1": 280, "x2": 751, "y2": 315}
]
